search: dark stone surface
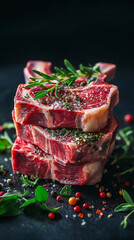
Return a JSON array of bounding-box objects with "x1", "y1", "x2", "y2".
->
[{"x1": 0, "y1": 64, "x2": 134, "y2": 240}]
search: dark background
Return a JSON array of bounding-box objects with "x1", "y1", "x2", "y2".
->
[
  {"x1": 0, "y1": 1, "x2": 134, "y2": 240},
  {"x1": 0, "y1": 0, "x2": 134, "y2": 69}
]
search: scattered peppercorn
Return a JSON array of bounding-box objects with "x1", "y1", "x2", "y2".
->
[
  {"x1": 75, "y1": 192, "x2": 82, "y2": 198},
  {"x1": 65, "y1": 96, "x2": 71, "y2": 102},
  {"x1": 68, "y1": 197, "x2": 77, "y2": 206},
  {"x1": 116, "y1": 165, "x2": 120, "y2": 169},
  {"x1": 48, "y1": 212, "x2": 55, "y2": 219},
  {"x1": 124, "y1": 181, "x2": 130, "y2": 187},
  {"x1": 80, "y1": 81, "x2": 86, "y2": 86},
  {"x1": 83, "y1": 203, "x2": 88, "y2": 209},
  {"x1": 108, "y1": 213, "x2": 113, "y2": 218},
  {"x1": 87, "y1": 213, "x2": 92, "y2": 217},
  {"x1": 102, "y1": 201, "x2": 107, "y2": 205},
  {"x1": 103, "y1": 169, "x2": 108, "y2": 174},
  {"x1": 76, "y1": 197, "x2": 80, "y2": 202},
  {"x1": 7, "y1": 178, "x2": 12, "y2": 185},
  {"x1": 73, "y1": 206, "x2": 81, "y2": 213},
  {"x1": 0, "y1": 183, "x2": 3, "y2": 188},
  {"x1": 56, "y1": 195, "x2": 62, "y2": 201},
  {"x1": 0, "y1": 126, "x2": 4, "y2": 132},
  {"x1": 0, "y1": 191, "x2": 5, "y2": 200},
  {"x1": 106, "y1": 192, "x2": 112, "y2": 198},
  {"x1": 96, "y1": 210, "x2": 101, "y2": 214},
  {"x1": 100, "y1": 192, "x2": 106, "y2": 198},
  {"x1": 78, "y1": 213, "x2": 84, "y2": 219},
  {"x1": 89, "y1": 206, "x2": 92, "y2": 209},
  {"x1": 0, "y1": 191, "x2": 5, "y2": 196},
  {"x1": 99, "y1": 212, "x2": 104, "y2": 219},
  {"x1": 124, "y1": 114, "x2": 133, "y2": 123},
  {"x1": 51, "y1": 190, "x2": 57, "y2": 198},
  {"x1": 102, "y1": 207, "x2": 106, "y2": 211},
  {"x1": 119, "y1": 189, "x2": 123, "y2": 196},
  {"x1": 95, "y1": 183, "x2": 99, "y2": 188},
  {"x1": 99, "y1": 186, "x2": 105, "y2": 192}
]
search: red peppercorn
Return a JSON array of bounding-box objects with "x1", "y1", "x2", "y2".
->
[
  {"x1": 56, "y1": 195, "x2": 62, "y2": 201},
  {"x1": 0, "y1": 191, "x2": 5, "y2": 196},
  {"x1": 0, "y1": 126, "x2": 4, "y2": 132},
  {"x1": 83, "y1": 203, "x2": 88, "y2": 209},
  {"x1": 100, "y1": 192, "x2": 106, "y2": 198},
  {"x1": 102, "y1": 201, "x2": 107, "y2": 205},
  {"x1": 124, "y1": 114, "x2": 133, "y2": 123},
  {"x1": 102, "y1": 207, "x2": 106, "y2": 211},
  {"x1": 124, "y1": 181, "x2": 130, "y2": 187},
  {"x1": 73, "y1": 206, "x2": 81, "y2": 213},
  {"x1": 48, "y1": 212, "x2": 55, "y2": 219},
  {"x1": 0, "y1": 191, "x2": 5, "y2": 201},
  {"x1": 75, "y1": 192, "x2": 82, "y2": 198}
]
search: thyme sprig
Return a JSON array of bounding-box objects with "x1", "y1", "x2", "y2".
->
[
  {"x1": 24, "y1": 59, "x2": 101, "y2": 99},
  {"x1": 21, "y1": 174, "x2": 39, "y2": 188}
]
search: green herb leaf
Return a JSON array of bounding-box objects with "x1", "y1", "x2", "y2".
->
[
  {"x1": 25, "y1": 59, "x2": 101, "y2": 100},
  {"x1": 0, "y1": 195, "x2": 20, "y2": 216},
  {"x1": 3, "y1": 122, "x2": 15, "y2": 129},
  {"x1": 21, "y1": 175, "x2": 39, "y2": 188},
  {"x1": 114, "y1": 203, "x2": 134, "y2": 212},
  {"x1": 35, "y1": 186, "x2": 48, "y2": 203},
  {"x1": 20, "y1": 198, "x2": 36, "y2": 208},
  {"x1": 0, "y1": 131, "x2": 13, "y2": 151},
  {"x1": 122, "y1": 189, "x2": 134, "y2": 205},
  {"x1": 40, "y1": 203, "x2": 61, "y2": 213},
  {"x1": 32, "y1": 70, "x2": 54, "y2": 80},
  {"x1": 64, "y1": 59, "x2": 77, "y2": 75},
  {"x1": 60, "y1": 185, "x2": 72, "y2": 197}
]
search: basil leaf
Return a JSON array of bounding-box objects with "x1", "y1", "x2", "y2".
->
[
  {"x1": 35, "y1": 186, "x2": 48, "y2": 203},
  {"x1": 40, "y1": 203, "x2": 61, "y2": 213},
  {"x1": 3, "y1": 207, "x2": 21, "y2": 217},
  {"x1": 60, "y1": 185, "x2": 72, "y2": 197},
  {"x1": 20, "y1": 198, "x2": 36, "y2": 208},
  {"x1": 64, "y1": 59, "x2": 77, "y2": 75},
  {"x1": 0, "y1": 196, "x2": 19, "y2": 216},
  {"x1": 122, "y1": 189, "x2": 134, "y2": 204}
]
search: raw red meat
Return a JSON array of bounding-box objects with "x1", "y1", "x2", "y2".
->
[
  {"x1": 12, "y1": 137, "x2": 111, "y2": 185},
  {"x1": 24, "y1": 60, "x2": 52, "y2": 83},
  {"x1": 24, "y1": 60, "x2": 116, "y2": 83},
  {"x1": 14, "y1": 79, "x2": 119, "y2": 132},
  {"x1": 13, "y1": 112, "x2": 119, "y2": 165},
  {"x1": 96, "y1": 62, "x2": 116, "y2": 82}
]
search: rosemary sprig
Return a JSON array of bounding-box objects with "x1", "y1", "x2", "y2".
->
[{"x1": 24, "y1": 59, "x2": 101, "y2": 99}]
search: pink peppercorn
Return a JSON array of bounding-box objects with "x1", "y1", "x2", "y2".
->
[
  {"x1": 73, "y1": 206, "x2": 81, "y2": 213},
  {"x1": 56, "y1": 195, "x2": 62, "y2": 201},
  {"x1": 124, "y1": 114, "x2": 133, "y2": 123},
  {"x1": 83, "y1": 203, "x2": 88, "y2": 209}
]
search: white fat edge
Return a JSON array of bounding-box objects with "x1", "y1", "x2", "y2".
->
[
  {"x1": 51, "y1": 161, "x2": 58, "y2": 180},
  {"x1": 82, "y1": 161, "x2": 101, "y2": 182},
  {"x1": 82, "y1": 104, "x2": 109, "y2": 132}
]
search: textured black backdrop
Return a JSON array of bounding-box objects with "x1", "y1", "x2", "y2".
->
[
  {"x1": 0, "y1": 0, "x2": 134, "y2": 70},
  {"x1": 0, "y1": 1, "x2": 134, "y2": 240}
]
